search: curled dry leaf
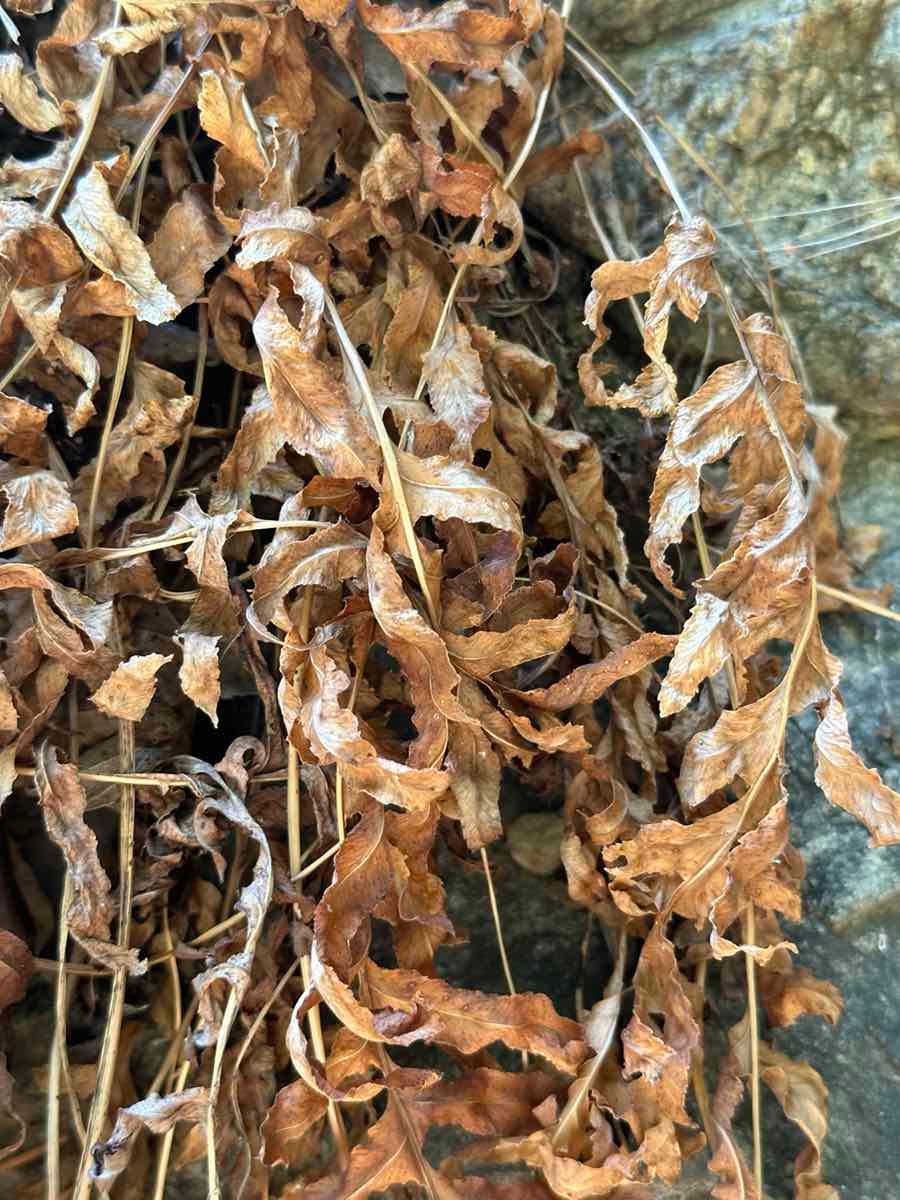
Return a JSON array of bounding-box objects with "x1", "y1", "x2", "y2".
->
[
  {"x1": 358, "y1": 0, "x2": 527, "y2": 72},
  {"x1": 176, "y1": 632, "x2": 221, "y2": 726},
  {"x1": 0, "y1": 392, "x2": 47, "y2": 460},
  {"x1": 254, "y1": 281, "x2": 381, "y2": 485},
  {"x1": 0, "y1": 466, "x2": 78, "y2": 550},
  {"x1": 262, "y1": 1078, "x2": 328, "y2": 1168},
  {"x1": 34, "y1": 742, "x2": 143, "y2": 973},
  {"x1": 579, "y1": 216, "x2": 716, "y2": 418},
  {"x1": 89, "y1": 653, "x2": 173, "y2": 722},
  {"x1": 73, "y1": 360, "x2": 194, "y2": 528},
  {"x1": 147, "y1": 187, "x2": 232, "y2": 313},
  {"x1": 446, "y1": 720, "x2": 503, "y2": 850},
  {"x1": 0, "y1": 53, "x2": 63, "y2": 132},
  {"x1": 62, "y1": 164, "x2": 180, "y2": 324},
  {"x1": 814, "y1": 692, "x2": 900, "y2": 846},
  {"x1": 90, "y1": 1088, "x2": 210, "y2": 1192},
  {"x1": 0, "y1": 200, "x2": 81, "y2": 291},
  {"x1": 0, "y1": 9, "x2": 892, "y2": 1198},
  {"x1": 420, "y1": 310, "x2": 492, "y2": 454},
  {"x1": 510, "y1": 631, "x2": 677, "y2": 712},
  {"x1": 360, "y1": 959, "x2": 585, "y2": 1073}
]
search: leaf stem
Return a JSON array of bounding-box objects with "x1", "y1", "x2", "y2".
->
[
  {"x1": 71, "y1": 634, "x2": 137, "y2": 1200},
  {"x1": 322, "y1": 290, "x2": 439, "y2": 627},
  {"x1": 206, "y1": 987, "x2": 240, "y2": 1200},
  {"x1": 743, "y1": 905, "x2": 763, "y2": 1194},
  {"x1": 817, "y1": 581, "x2": 900, "y2": 625},
  {"x1": 151, "y1": 1060, "x2": 190, "y2": 1200},
  {"x1": 151, "y1": 304, "x2": 209, "y2": 521},
  {"x1": 411, "y1": 0, "x2": 575, "y2": 408},
  {"x1": 86, "y1": 144, "x2": 153, "y2": 551},
  {"x1": 42, "y1": 5, "x2": 122, "y2": 219},
  {"x1": 287, "y1": 587, "x2": 349, "y2": 1169}
]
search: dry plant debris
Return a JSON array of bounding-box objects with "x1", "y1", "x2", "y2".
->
[{"x1": 0, "y1": 2, "x2": 896, "y2": 1198}]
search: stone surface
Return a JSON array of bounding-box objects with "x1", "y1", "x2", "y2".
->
[{"x1": 531, "y1": 0, "x2": 900, "y2": 422}]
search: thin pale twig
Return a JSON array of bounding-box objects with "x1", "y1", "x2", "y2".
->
[
  {"x1": 743, "y1": 904, "x2": 763, "y2": 1194},
  {"x1": 86, "y1": 147, "x2": 154, "y2": 552},
  {"x1": 71, "y1": 630, "x2": 137, "y2": 1200},
  {"x1": 151, "y1": 304, "x2": 210, "y2": 520},
  {"x1": 817, "y1": 582, "x2": 900, "y2": 624},
  {"x1": 411, "y1": 0, "x2": 576, "y2": 409},
  {"x1": 42, "y1": 5, "x2": 122, "y2": 218}
]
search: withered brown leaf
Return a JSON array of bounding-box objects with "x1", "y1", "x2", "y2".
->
[
  {"x1": 62, "y1": 165, "x2": 180, "y2": 324},
  {"x1": 34, "y1": 742, "x2": 143, "y2": 973},
  {"x1": 254, "y1": 280, "x2": 381, "y2": 485},
  {"x1": 89, "y1": 653, "x2": 173, "y2": 723}
]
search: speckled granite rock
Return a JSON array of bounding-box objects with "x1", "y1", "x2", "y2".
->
[{"x1": 530, "y1": 0, "x2": 900, "y2": 421}]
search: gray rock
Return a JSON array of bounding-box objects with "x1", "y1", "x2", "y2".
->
[{"x1": 531, "y1": 0, "x2": 900, "y2": 419}]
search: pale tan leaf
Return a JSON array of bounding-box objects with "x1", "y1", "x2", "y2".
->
[
  {"x1": 176, "y1": 632, "x2": 221, "y2": 727},
  {"x1": 90, "y1": 653, "x2": 173, "y2": 722},
  {"x1": 396, "y1": 447, "x2": 522, "y2": 539},
  {"x1": 0, "y1": 466, "x2": 77, "y2": 550},
  {"x1": 444, "y1": 598, "x2": 576, "y2": 680},
  {"x1": 358, "y1": 0, "x2": 525, "y2": 72},
  {"x1": 250, "y1": 523, "x2": 367, "y2": 634},
  {"x1": 234, "y1": 202, "x2": 326, "y2": 271},
  {"x1": 254, "y1": 284, "x2": 381, "y2": 485},
  {"x1": 261, "y1": 1079, "x2": 328, "y2": 1168},
  {"x1": 421, "y1": 311, "x2": 492, "y2": 454},
  {"x1": 90, "y1": 1088, "x2": 209, "y2": 1192},
  {"x1": 579, "y1": 216, "x2": 716, "y2": 418},
  {"x1": 446, "y1": 721, "x2": 502, "y2": 850},
  {"x1": 510, "y1": 631, "x2": 677, "y2": 712},
  {"x1": 814, "y1": 691, "x2": 900, "y2": 846},
  {"x1": 34, "y1": 742, "x2": 142, "y2": 973},
  {"x1": 199, "y1": 61, "x2": 269, "y2": 174},
  {"x1": 73, "y1": 361, "x2": 194, "y2": 529},
  {"x1": 147, "y1": 187, "x2": 231, "y2": 312},
  {"x1": 0, "y1": 52, "x2": 62, "y2": 132},
  {"x1": 0, "y1": 200, "x2": 81, "y2": 288},
  {"x1": 62, "y1": 165, "x2": 179, "y2": 324}
]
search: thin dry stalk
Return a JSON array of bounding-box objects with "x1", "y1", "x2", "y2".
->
[
  {"x1": 46, "y1": 874, "x2": 76, "y2": 1200},
  {"x1": 743, "y1": 905, "x2": 763, "y2": 1193},
  {"x1": 151, "y1": 304, "x2": 210, "y2": 520},
  {"x1": 286, "y1": 588, "x2": 349, "y2": 1173},
  {"x1": 230, "y1": 955, "x2": 303, "y2": 1193},
  {"x1": 479, "y1": 847, "x2": 518, "y2": 999},
  {"x1": 113, "y1": 38, "x2": 211, "y2": 207},
  {"x1": 207, "y1": 987, "x2": 240, "y2": 1200},
  {"x1": 47, "y1": 686, "x2": 86, "y2": 1197},
  {"x1": 412, "y1": 0, "x2": 576, "y2": 407},
  {"x1": 323, "y1": 290, "x2": 439, "y2": 627},
  {"x1": 552, "y1": 929, "x2": 627, "y2": 1150},
  {"x1": 151, "y1": 1060, "x2": 190, "y2": 1200},
  {"x1": 71, "y1": 649, "x2": 137, "y2": 1200},
  {"x1": 42, "y1": 6, "x2": 122, "y2": 218},
  {"x1": 86, "y1": 148, "x2": 154, "y2": 552},
  {"x1": 292, "y1": 840, "x2": 340, "y2": 881},
  {"x1": 690, "y1": 959, "x2": 714, "y2": 1150},
  {"x1": 818, "y1": 582, "x2": 900, "y2": 625}
]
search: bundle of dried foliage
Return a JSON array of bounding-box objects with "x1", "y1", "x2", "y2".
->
[{"x1": 0, "y1": 2, "x2": 897, "y2": 1198}]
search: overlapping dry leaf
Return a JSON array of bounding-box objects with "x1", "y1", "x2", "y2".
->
[{"x1": 0, "y1": 5, "x2": 891, "y2": 1199}]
